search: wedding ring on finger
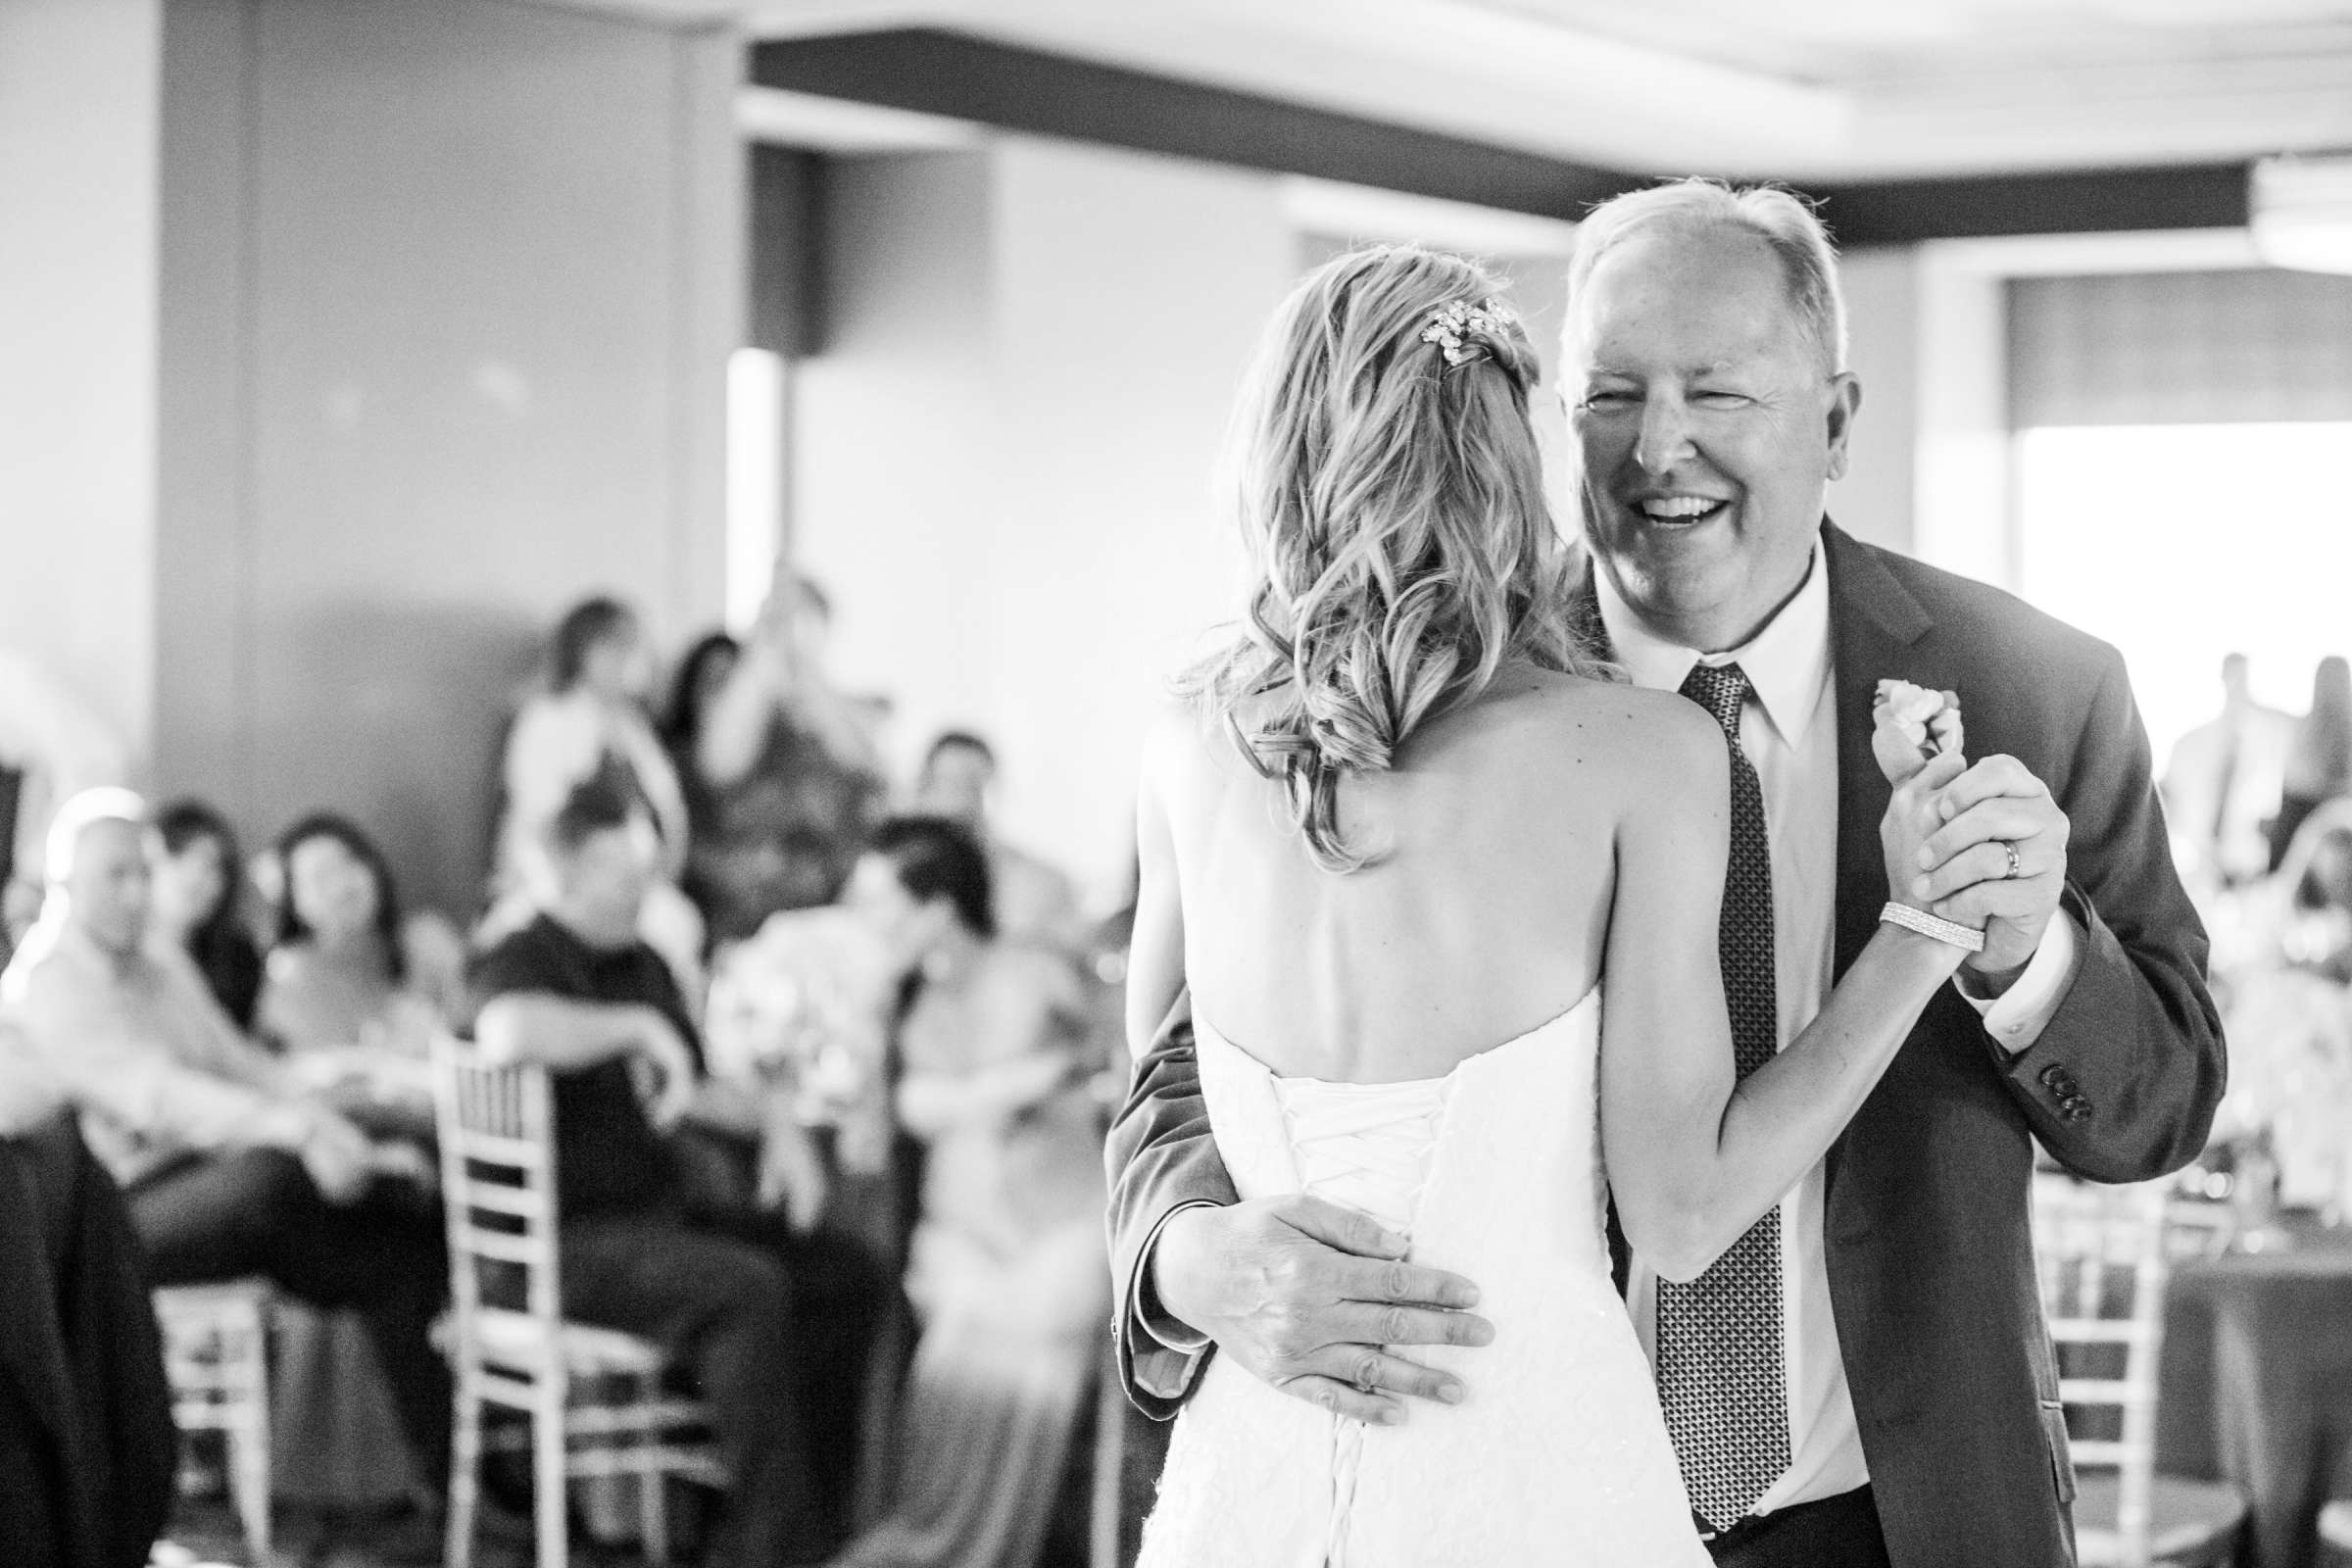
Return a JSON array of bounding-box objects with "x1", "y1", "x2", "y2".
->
[{"x1": 2001, "y1": 841, "x2": 2023, "y2": 880}]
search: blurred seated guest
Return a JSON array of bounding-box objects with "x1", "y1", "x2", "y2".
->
[
  {"x1": 259, "y1": 812, "x2": 450, "y2": 1515},
  {"x1": 692, "y1": 572, "x2": 886, "y2": 943},
  {"x1": 2165, "y1": 653, "x2": 2296, "y2": 892},
  {"x1": 259, "y1": 812, "x2": 443, "y2": 1131},
  {"x1": 2271, "y1": 655, "x2": 2352, "y2": 870},
  {"x1": 247, "y1": 820, "x2": 468, "y2": 1031},
  {"x1": 909, "y1": 730, "x2": 1084, "y2": 949},
  {"x1": 831, "y1": 817, "x2": 1109, "y2": 1568},
  {"x1": 0, "y1": 789, "x2": 451, "y2": 1486},
  {"x1": 468, "y1": 774, "x2": 893, "y2": 1567},
  {"x1": 0, "y1": 1020, "x2": 175, "y2": 1568},
  {"x1": 489, "y1": 594, "x2": 705, "y2": 1000},
  {"x1": 662, "y1": 628, "x2": 742, "y2": 813},
  {"x1": 148, "y1": 798, "x2": 265, "y2": 1031}
]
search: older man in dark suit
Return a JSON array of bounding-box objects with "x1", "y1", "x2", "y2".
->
[{"x1": 1104, "y1": 179, "x2": 2224, "y2": 1568}]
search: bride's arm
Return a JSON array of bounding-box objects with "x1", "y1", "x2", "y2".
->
[{"x1": 1600, "y1": 704, "x2": 1968, "y2": 1283}]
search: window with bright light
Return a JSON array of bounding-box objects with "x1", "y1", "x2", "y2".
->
[
  {"x1": 726, "y1": 347, "x2": 787, "y2": 634},
  {"x1": 2016, "y1": 421, "x2": 2352, "y2": 762}
]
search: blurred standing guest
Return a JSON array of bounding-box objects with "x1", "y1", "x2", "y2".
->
[
  {"x1": 148, "y1": 798, "x2": 265, "y2": 1031},
  {"x1": 693, "y1": 573, "x2": 886, "y2": 944},
  {"x1": 909, "y1": 731, "x2": 1084, "y2": 949},
  {"x1": 2272, "y1": 655, "x2": 2352, "y2": 869},
  {"x1": 258, "y1": 813, "x2": 443, "y2": 1120},
  {"x1": 489, "y1": 594, "x2": 705, "y2": 1000},
  {"x1": 2164, "y1": 654, "x2": 2294, "y2": 891},
  {"x1": 831, "y1": 817, "x2": 1108, "y2": 1568},
  {"x1": 0, "y1": 789, "x2": 451, "y2": 1488},
  {"x1": 469, "y1": 775, "x2": 893, "y2": 1567}
]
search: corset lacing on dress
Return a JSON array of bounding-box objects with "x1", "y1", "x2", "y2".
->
[{"x1": 1268, "y1": 1072, "x2": 1453, "y2": 1568}]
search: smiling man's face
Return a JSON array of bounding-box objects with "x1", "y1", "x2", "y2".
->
[{"x1": 1565, "y1": 221, "x2": 1860, "y2": 652}]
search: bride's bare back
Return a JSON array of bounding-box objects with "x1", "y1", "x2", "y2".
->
[{"x1": 1138, "y1": 662, "x2": 1714, "y2": 1085}]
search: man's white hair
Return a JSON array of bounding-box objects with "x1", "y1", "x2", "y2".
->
[
  {"x1": 1565, "y1": 178, "x2": 1848, "y2": 375},
  {"x1": 44, "y1": 787, "x2": 147, "y2": 888}
]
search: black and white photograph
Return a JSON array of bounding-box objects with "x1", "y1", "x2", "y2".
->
[{"x1": 4, "y1": 3, "x2": 2351, "y2": 1566}]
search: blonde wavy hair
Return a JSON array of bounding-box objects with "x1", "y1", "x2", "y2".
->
[{"x1": 1182, "y1": 244, "x2": 1602, "y2": 872}]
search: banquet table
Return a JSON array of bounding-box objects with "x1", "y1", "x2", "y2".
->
[{"x1": 2158, "y1": 1216, "x2": 2352, "y2": 1568}]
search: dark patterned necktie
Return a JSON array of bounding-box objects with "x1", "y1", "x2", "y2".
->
[{"x1": 1656, "y1": 661, "x2": 1791, "y2": 1530}]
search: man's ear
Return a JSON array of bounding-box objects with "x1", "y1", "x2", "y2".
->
[{"x1": 1825, "y1": 372, "x2": 1863, "y2": 482}]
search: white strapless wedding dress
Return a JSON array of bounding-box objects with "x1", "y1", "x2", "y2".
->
[{"x1": 1138, "y1": 987, "x2": 1710, "y2": 1568}]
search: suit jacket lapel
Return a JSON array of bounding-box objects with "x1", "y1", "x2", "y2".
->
[{"x1": 1823, "y1": 520, "x2": 1936, "y2": 981}]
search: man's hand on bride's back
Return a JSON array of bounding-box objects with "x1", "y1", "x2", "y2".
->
[{"x1": 1151, "y1": 1195, "x2": 1493, "y2": 1426}]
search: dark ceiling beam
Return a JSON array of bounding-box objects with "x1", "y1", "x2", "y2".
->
[
  {"x1": 750, "y1": 28, "x2": 2254, "y2": 245},
  {"x1": 750, "y1": 28, "x2": 1646, "y2": 219},
  {"x1": 1814, "y1": 165, "x2": 2249, "y2": 246}
]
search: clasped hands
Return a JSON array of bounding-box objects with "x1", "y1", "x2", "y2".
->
[
  {"x1": 1152, "y1": 752, "x2": 2071, "y2": 1424},
  {"x1": 1910, "y1": 752, "x2": 2072, "y2": 987}
]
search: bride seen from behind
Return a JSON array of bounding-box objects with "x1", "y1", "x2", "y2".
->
[{"x1": 1123, "y1": 244, "x2": 1982, "y2": 1565}]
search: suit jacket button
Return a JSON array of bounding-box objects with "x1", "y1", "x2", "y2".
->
[
  {"x1": 2039, "y1": 1064, "x2": 2068, "y2": 1089},
  {"x1": 2063, "y1": 1100, "x2": 2092, "y2": 1122}
]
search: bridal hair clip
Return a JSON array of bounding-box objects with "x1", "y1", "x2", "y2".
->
[{"x1": 1420, "y1": 298, "x2": 1513, "y2": 366}]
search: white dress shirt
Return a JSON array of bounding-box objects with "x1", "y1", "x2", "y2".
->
[
  {"x1": 0, "y1": 913, "x2": 310, "y2": 1188},
  {"x1": 1599, "y1": 545, "x2": 2081, "y2": 1515}
]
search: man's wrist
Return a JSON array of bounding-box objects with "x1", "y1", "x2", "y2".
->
[
  {"x1": 1137, "y1": 1202, "x2": 1216, "y2": 1350},
  {"x1": 1957, "y1": 954, "x2": 2030, "y2": 999},
  {"x1": 1959, "y1": 908, "x2": 2082, "y2": 1055}
]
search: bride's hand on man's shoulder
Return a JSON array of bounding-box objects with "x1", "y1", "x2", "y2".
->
[{"x1": 1152, "y1": 1195, "x2": 1493, "y2": 1427}]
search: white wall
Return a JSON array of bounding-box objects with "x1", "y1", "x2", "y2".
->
[
  {"x1": 1836, "y1": 246, "x2": 1922, "y2": 557},
  {"x1": 796, "y1": 138, "x2": 1296, "y2": 905},
  {"x1": 0, "y1": 0, "x2": 162, "y2": 764},
  {"x1": 153, "y1": 0, "x2": 741, "y2": 909}
]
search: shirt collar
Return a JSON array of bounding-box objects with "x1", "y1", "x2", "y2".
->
[{"x1": 1593, "y1": 546, "x2": 1834, "y2": 747}]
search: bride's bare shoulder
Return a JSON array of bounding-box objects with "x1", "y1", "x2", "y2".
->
[
  {"x1": 1139, "y1": 698, "x2": 1249, "y2": 790},
  {"x1": 1494, "y1": 668, "x2": 1725, "y2": 790}
]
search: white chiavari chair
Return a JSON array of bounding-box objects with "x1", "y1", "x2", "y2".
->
[
  {"x1": 153, "y1": 1280, "x2": 274, "y2": 1560},
  {"x1": 430, "y1": 1034, "x2": 722, "y2": 1568},
  {"x1": 2032, "y1": 1174, "x2": 2245, "y2": 1568}
]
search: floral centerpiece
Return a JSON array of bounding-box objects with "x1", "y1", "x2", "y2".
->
[{"x1": 705, "y1": 905, "x2": 899, "y2": 1175}]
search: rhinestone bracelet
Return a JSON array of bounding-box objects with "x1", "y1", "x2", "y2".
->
[{"x1": 1879, "y1": 901, "x2": 1986, "y2": 954}]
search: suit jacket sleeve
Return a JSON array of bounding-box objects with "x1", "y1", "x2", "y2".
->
[
  {"x1": 1995, "y1": 644, "x2": 2226, "y2": 1181},
  {"x1": 1103, "y1": 987, "x2": 1239, "y2": 1417}
]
